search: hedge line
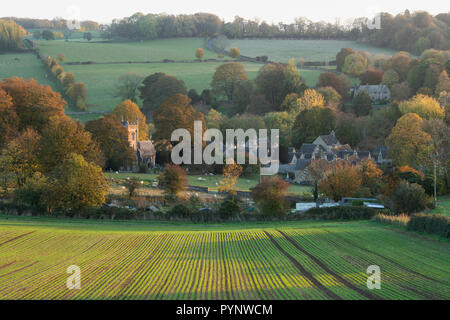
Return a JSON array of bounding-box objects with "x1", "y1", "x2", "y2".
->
[
  {"x1": 293, "y1": 206, "x2": 380, "y2": 220},
  {"x1": 407, "y1": 214, "x2": 450, "y2": 238}
]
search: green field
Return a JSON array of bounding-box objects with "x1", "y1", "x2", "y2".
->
[
  {"x1": 0, "y1": 216, "x2": 448, "y2": 299},
  {"x1": 0, "y1": 53, "x2": 59, "y2": 91},
  {"x1": 61, "y1": 61, "x2": 326, "y2": 112},
  {"x1": 63, "y1": 61, "x2": 261, "y2": 111},
  {"x1": 226, "y1": 39, "x2": 400, "y2": 63},
  {"x1": 36, "y1": 38, "x2": 226, "y2": 63},
  {"x1": 431, "y1": 196, "x2": 450, "y2": 216},
  {"x1": 107, "y1": 172, "x2": 312, "y2": 195}
]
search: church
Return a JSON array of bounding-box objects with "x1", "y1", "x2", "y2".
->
[{"x1": 122, "y1": 120, "x2": 156, "y2": 170}]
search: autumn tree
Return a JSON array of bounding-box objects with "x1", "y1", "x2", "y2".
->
[
  {"x1": 336, "y1": 48, "x2": 355, "y2": 71},
  {"x1": 359, "y1": 68, "x2": 383, "y2": 85},
  {"x1": 218, "y1": 163, "x2": 243, "y2": 195},
  {"x1": 153, "y1": 94, "x2": 206, "y2": 150},
  {"x1": 112, "y1": 99, "x2": 149, "y2": 140},
  {"x1": 0, "y1": 77, "x2": 67, "y2": 133},
  {"x1": 251, "y1": 176, "x2": 290, "y2": 217},
  {"x1": 317, "y1": 87, "x2": 341, "y2": 108},
  {"x1": 114, "y1": 73, "x2": 143, "y2": 103},
  {"x1": 159, "y1": 164, "x2": 187, "y2": 198},
  {"x1": 62, "y1": 72, "x2": 76, "y2": 90},
  {"x1": 317, "y1": 72, "x2": 350, "y2": 98},
  {"x1": 318, "y1": 162, "x2": 362, "y2": 202},
  {"x1": 211, "y1": 62, "x2": 248, "y2": 102},
  {"x1": 139, "y1": 73, "x2": 187, "y2": 114},
  {"x1": 361, "y1": 160, "x2": 383, "y2": 195},
  {"x1": 205, "y1": 109, "x2": 227, "y2": 129},
  {"x1": 296, "y1": 89, "x2": 325, "y2": 112},
  {"x1": 0, "y1": 19, "x2": 25, "y2": 51},
  {"x1": 38, "y1": 117, "x2": 104, "y2": 172},
  {"x1": 1, "y1": 129, "x2": 41, "y2": 188},
  {"x1": 0, "y1": 88, "x2": 18, "y2": 148},
  {"x1": 42, "y1": 154, "x2": 108, "y2": 212},
  {"x1": 398, "y1": 94, "x2": 444, "y2": 119},
  {"x1": 195, "y1": 48, "x2": 204, "y2": 60},
  {"x1": 229, "y1": 47, "x2": 240, "y2": 59},
  {"x1": 85, "y1": 115, "x2": 135, "y2": 170},
  {"x1": 386, "y1": 113, "x2": 431, "y2": 166},
  {"x1": 66, "y1": 82, "x2": 87, "y2": 110},
  {"x1": 343, "y1": 52, "x2": 368, "y2": 76}
]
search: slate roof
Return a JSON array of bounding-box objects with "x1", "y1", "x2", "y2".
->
[
  {"x1": 299, "y1": 143, "x2": 317, "y2": 154},
  {"x1": 374, "y1": 146, "x2": 388, "y2": 158},
  {"x1": 318, "y1": 134, "x2": 339, "y2": 146},
  {"x1": 295, "y1": 159, "x2": 311, "y2": 171},
  {"x1": 357, "y1": 151, "x2": 371, "y2": 159}
]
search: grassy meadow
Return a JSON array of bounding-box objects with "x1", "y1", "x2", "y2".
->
[
  {"x1": 0, "y1": 53, "x2": 59, "y2": 91},
  {"x1": 36, "y1": 38, "x2": 227, "y2": 63},
  {"x1": 107, "y1": 172, "x2": 312, "y2": 195},
  {"x1": 0, "y1": 216, "x2": 448, "y2": 299},
  {"x1": 226, "y1": 39, "x2": 399, "y2": 63},
  {"x1": 431, "y1": 196, "x2": 450, "y2": 216}
]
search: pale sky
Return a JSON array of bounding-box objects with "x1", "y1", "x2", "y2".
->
[{"x1": 2, "y1": 0, "x2": 448, "y2": 24}]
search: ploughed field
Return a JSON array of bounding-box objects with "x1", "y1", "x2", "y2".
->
[{"x1": 0, "y1": 217, "x2": 449, "y2": 300}]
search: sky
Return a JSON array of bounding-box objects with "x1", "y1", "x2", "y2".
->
[{"x1": 2, "y1": 0, "x2": 447, "y2": 24}]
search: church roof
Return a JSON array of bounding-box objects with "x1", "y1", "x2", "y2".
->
[{"x1": 138, "y1": 141, "x2": 156, "y2": 158}]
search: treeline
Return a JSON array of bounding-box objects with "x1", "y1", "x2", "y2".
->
[
  {"x1": 0, "y1": 19, "x2": 26, "y2": 51},
  {"x1": 1, "y1": 17, "x2": 100, "y2": 31},
  {"x1": 105, "y1": 12, "x2": 222, "y2": 39}
]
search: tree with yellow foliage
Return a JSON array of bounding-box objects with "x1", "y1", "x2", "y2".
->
[
  {"x1": 218, "y1": 163, "x2": 243, "y2": 195},
  {"x1": 112, "y1": 99, "x2": 149, "y2": 140},
  {"x1": 386, "y1": 113, "x2": 431, "y2": 166},
  {"x1": 295, "y1": 89, "x2": 325, "y2": 112},
  {"x1": 398, "y1": 94, "x2": 444, "y2": 119}
]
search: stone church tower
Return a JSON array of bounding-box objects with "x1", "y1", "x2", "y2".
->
[
  {"x1": 121, "y1": 119, "x2": 156, "y2": 170},
  {"x1": 122, "y1": 120, "x2": 139, "y2": 152}
]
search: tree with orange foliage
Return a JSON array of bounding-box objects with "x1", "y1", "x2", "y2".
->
[
  {"x1": 361, "y1": 159, "x2": 383, "y2": 195},
  {"x1": 38, "y1": 117, "x2": 104, "y2": 172},
  {"x1": 396, "y1": 165, "x2": 425, "y2": 183},
  {"x1": 218, "y1": 163, "x2": 243, "y2": 195},
  {"x1": 0, "y1": 88, "x2": 18, "y2": 148},
  {"x1": 252, "y1": 176, "x2": 290, "y2": 217},
  {"x1": 195, "y1": 48, "x2": 204, "y2": 60},
  {"x1": 0, "y1": 77, "x2": 67, "y2": 133},
  {"x1": 318, "y1": 162, "x2": 362, "y2": 202}
]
